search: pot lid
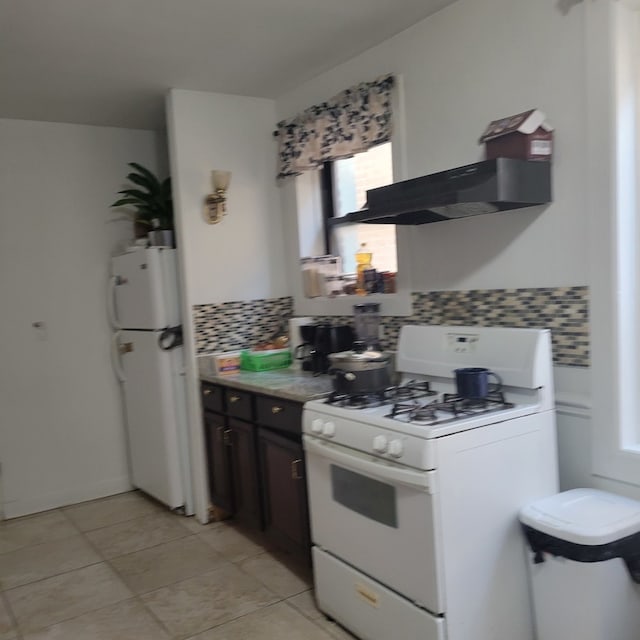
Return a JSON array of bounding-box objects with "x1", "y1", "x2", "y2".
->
[{"x1": 329, "y1": 347, "x2": 390, "y2": 364}]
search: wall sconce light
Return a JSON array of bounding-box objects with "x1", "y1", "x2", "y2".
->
[{"x1": 204, "y1": 170, "x2": 231, "y2": 224}]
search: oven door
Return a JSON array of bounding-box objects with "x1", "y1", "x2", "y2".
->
[{"x1": 303, "y1": 434, "x2": 445, "y2": 614}]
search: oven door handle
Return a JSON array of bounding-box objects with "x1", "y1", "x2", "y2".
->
[{"x1": 303, "y1": 435, "x2": 436, "y2": 494}]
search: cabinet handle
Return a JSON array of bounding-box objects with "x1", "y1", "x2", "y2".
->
[
  {"x1": 291, "y1": 459, "x2": 303, "y2": 480},
  {"x1": 271, "y1": 405, "x2": 283, "y2": 414},
  {"x1": 229, "y1": 395, "x2": 240, "y2": 403},
  {"x1": 203, "y1": 388, "x2": 212, "y2": 396},
  {"x1": 223, "y1": 429, "x2": 233, "y2": 446}
]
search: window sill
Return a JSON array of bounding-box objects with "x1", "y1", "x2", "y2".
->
[{"x1": 294, "y1": 290, "x2": 413, "y2": 317}]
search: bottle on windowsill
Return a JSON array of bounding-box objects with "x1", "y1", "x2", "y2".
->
[{"x1": 355, "y1": 243, "x2": 373, "y2": 295}]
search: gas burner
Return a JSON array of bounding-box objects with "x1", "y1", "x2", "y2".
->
[
  {"x1": 387, "y1": 391, "x2": 515, "y2": 425},
  {"x1": 441, "y1": 391, "x2": 514, "y2": 413},
  {"x1": 325, "y1": 380, "x2": 437, "y2": 409},
  {"x1": 326, "y1": 391, "x2": 388, "y2": 409},
  {"x1": 387, "y1": 380, "x2": 437, "y2": 402},
  {"x1": 389, "y1": 400, "x2": 438, "y2": 422}
]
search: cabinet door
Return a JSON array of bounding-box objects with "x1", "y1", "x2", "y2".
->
[
  {"x1": 228, "y1": 418, "x2": 262, "y2": 531},
  {"x1": 203, "y1": 410, "x2": 234, "y2": 513},
  {"x1": 257, "y1": 427, "x2": 310, "y2": 559}
]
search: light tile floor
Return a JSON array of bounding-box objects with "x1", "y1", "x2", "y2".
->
[{"x1": 0, "y1": 491, "x2": 354, "y2": 639}]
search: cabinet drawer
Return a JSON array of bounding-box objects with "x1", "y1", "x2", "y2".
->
[
  {"x1": 256, "y1": 395, "x2": 302, "y2": 436},
  {"x1": 201, "y1": 382, "x2": 223, "y2": 413},
  {"x1": 224, "y1": 388, "x2": 254, "y2": 421}
]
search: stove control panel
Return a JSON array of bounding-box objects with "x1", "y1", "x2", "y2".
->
[
  {"x1": 311, "y1": 418, "x2": 336, "y2": 437},
  {"x1": 388, "y1": 439, "x2": 404, "y2": 458},
  {"x1": 372, "y1": 435, "x2": 388, "y2": 453},
  {"x1": 447, "y1": 332, "x2": 479, "y2": 354},
  {"x1": 323, "y1": 421, "x2": 336, "y2": 437},
  {"x1": 303, "y1": 406, "x2": 436, "y2": 471}
]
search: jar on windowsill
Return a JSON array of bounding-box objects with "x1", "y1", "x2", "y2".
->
[{"x1": 381, "y1": 271, "x2": 396, "y2": 294}]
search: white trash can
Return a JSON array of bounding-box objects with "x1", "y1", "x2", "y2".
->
[{"x1": 520, "y1": 488, "x2": 640, "y2": 640}]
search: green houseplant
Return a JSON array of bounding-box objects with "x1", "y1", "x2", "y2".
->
[{"x1": 111, "y1": 162, "x2": 174, "y2": 245}]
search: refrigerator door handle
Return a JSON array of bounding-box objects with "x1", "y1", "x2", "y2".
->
[
  {"x1": 107, "y1": 275, "x2": 122, "y2": 330},
  {"x1": 111, "y1": 331, "x2": 126, "y2": 382}
]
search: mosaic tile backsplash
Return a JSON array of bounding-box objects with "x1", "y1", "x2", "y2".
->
[
  {"x1": 193, "y1": 286, "x2": 589, "y2": 367},
  {"x1": 193, "y1": 296, "x2": 293, "y2": 355}
]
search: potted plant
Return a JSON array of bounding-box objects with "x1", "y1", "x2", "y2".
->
[{"x1": 111, "y1": 162, "x2": 174, "y2": 246}]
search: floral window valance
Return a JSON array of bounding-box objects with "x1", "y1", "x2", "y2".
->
[{"x1": 275, "y1": 74, "x2": 395, "y2": 180}]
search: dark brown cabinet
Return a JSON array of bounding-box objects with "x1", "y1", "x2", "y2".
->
[
  {"x1": 257, "y1": 426, "x2": 310, "y2": 559},
  {"x1": 228, "y1": 417, "x2": 262, "y2": 530},
  {"x1": 201, "y1": 382, "x2": 224, "y2": 413},
  {"x1": 202, "y1": 407, "x2": 233, "y2": 513},
  {"x1": 201, "y1": 379, "x2": 311, "y2": 563},
  {"x1": 225, "y1": 388, "x2": 253, "y2": 422},
  {"x1": 256, "y1": 395, "x2": 302, "y2": 436}
]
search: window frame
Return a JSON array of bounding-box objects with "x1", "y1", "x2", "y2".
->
[
  {"x1": 587, "y1": 0, "x2": 640, "y2": 488},
  {"x1": 319, "y1": 146, "x2": 398, "y2": 275},
  {"x1": 288, "y1": 75, "x2": 413, "y2": 318},
  {"x1": 319, "y1": 160, "x2": 335, "y2": 254}
]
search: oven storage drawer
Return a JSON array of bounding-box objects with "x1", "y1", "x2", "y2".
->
[
  {"x1": 304, "y1": 435, "x2": 444, "y2": 614},
  {"x1": 224, "y1": 388, "x2": 253, "y2": 421},
  {"x1": 313, "y1": 547, "x2": 446, "y2": 640}
]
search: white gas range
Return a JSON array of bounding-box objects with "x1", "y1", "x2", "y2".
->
[{"x1": 302, "y1": 324, "x2": 559, "y2": 640}]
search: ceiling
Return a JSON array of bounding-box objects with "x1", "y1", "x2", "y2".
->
[{"x1": 0, "y1": 0, "x2": 458, "y2": 130}]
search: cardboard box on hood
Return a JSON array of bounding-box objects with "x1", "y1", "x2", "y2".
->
[{"x1": 480, "y1": 109, "x2": 554, "y2": 161}]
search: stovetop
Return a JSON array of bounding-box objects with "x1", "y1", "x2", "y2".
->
[
  {"x1": 304, "y1": 378, "x2": 547, "y2": 470},
  {"x1": 324, "y1": 381, "x2": 515, "y2": 427},
  {"x1": 303, "y1": 325, "x2": 553, "y2": 468}
]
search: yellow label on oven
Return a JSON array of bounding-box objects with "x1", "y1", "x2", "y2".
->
[{"x1": 355, "y1": 582, "x2": 380, "y2": 608}]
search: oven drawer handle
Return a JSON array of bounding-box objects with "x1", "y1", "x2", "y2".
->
[{"x1": 303, "y1": 435, "x2": 435, "y2": 493}]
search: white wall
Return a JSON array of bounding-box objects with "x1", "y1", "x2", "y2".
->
[
  {"x1": 276, "y1": 0, "x2": 587, "y2": 292},
  {"x1": 274, "y1": 0, "x2": 601, "y2": 493},
  {"x1": 167, "y1": 89, "x2": 289, "y2": 521},
  {"x1": 167, "y1": 89, "x2": 288, "y2": 305},
  {"x1": 0, "y1": 118, "x2": 164, "y2": 518}
]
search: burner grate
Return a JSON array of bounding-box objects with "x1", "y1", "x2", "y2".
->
[
  {"x1": 325, "y1": 380, "x2": 436, "y2": 409},
  {"x1": 326, "y1": 390, "x2": 387, "y2": 409},
  {"x1": 441, "y1": 391, "x2": 514, "y2": 413},
  {"x1": 387, "y1": 391, "x2": 515, "y2": 425}
]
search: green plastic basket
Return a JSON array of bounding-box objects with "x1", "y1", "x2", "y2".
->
[{"x1": 240, "y1": 349, "x2": 292, "y2": 372}]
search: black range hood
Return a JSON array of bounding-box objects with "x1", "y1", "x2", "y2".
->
[{"x1": 335, "y1": 157, "x2": 552, "y2": 225}]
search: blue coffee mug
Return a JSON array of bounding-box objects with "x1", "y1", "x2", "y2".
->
[{"x1": 454, "y1": 367, "x2": 502, "y2": 400}]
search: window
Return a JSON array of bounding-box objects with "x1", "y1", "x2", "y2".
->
[
  {"x1": 321, "y1": 142, "x2": 397, "y2": 276},
  {"x1": 588, "y1": 0, "x2": 640, "y2": 488},
  {"x1": 283, "y1": 74, "x2": 412, "y2": 316}
]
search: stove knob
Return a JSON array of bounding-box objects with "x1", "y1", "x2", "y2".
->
[
  {"x1": 311, "y1": 418, "x2": 323, "y2": 434},
  {"x1": 388, "y1": 439, "x2": 404, "y2": 458},
  {"x1": 372, "y1": 435, "x2": 388, "y2": 453},
  {"x1": 323, "y1": 421, "x2": 336, "y2": 437}
]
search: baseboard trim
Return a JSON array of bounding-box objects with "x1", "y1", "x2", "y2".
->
[{"x1": 1, "y1": 475, "x2": 132, "y2": 519}]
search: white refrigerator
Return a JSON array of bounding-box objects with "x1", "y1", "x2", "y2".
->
[{"x1": 109, "y1": 247, "x2": 193, "y2": 514}]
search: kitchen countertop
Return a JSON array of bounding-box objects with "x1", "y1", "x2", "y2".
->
[{"x1": 199, "y1": 365, "x2": 334, "y2": 403}]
